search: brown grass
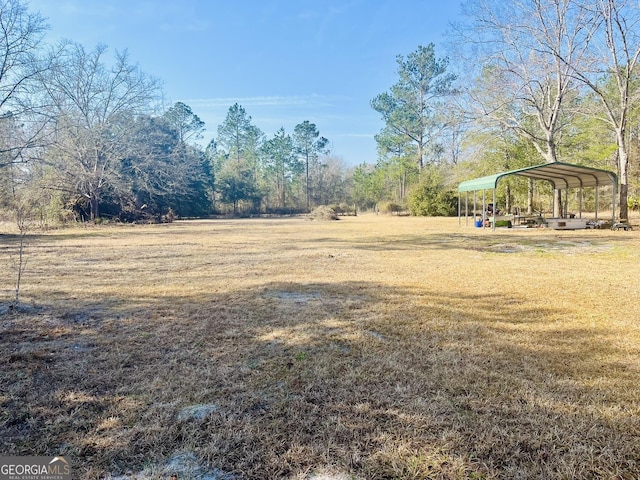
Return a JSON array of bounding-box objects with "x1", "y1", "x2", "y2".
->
[{"x1": 1, "y1": 215, "x2": 639, "y2": 479}]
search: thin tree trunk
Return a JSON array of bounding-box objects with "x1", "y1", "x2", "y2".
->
[
  {"x1": 90, "y1": 193, "x2": 99, "y2": 221},
  {"x1": 617, "y1": 133, "x2": 629, "y2": 221},
  {"x1": 14, "y1": 224, "x2": 27, "y2": 303},
  {"x1": 306, "y1": 154, "x2": 310, "y2": 212},
  {"x1": 281, "y1": 167, "x2": 286, "y2": 208},
  {"x1": 554, "y1": 190, "x2": 563, "y2": 218}
]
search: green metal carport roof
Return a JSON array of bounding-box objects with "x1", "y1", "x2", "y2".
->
[
  {"x1": 458, "y1": 162, "x2": 618, "y2": 228},
  {"x1": 458, "y1": 161, "x2": 617, "y2": 193}
]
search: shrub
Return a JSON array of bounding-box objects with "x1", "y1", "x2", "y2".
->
[
  {"x1": 408, "y1": 177, "x2": 458, "y2": 216},
  {"x1": 310, "y1": 205, "x2": 339, "y2": 220},
  {"x1": 329, "y1": 203, "x2": 357, "y2": 216},
  {"x1": 378, "y1": 201, "x2": 405, "y2": 215}
]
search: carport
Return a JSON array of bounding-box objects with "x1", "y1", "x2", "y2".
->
[{"x1": 458, "y1": 162, "x2": 618, "y2": 230}]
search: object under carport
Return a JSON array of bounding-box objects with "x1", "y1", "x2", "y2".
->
[{"x1": 611, "y1": 222, "x2": 633, "y2": 231}]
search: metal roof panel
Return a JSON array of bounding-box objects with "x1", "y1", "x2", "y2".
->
[{"x1": 458, "y1": 162, "x2": 616, "y2": 192}]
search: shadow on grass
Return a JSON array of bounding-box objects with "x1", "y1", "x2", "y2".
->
[
  {"x1": 317, "y1": 230, "x2": 638, "y2": 254},
  {"x1": 1, "y1": 281, "x2": 638, "y2": 479},
  {"x1": 0, "y1": 229, "x2": 130, "y2": 244}
]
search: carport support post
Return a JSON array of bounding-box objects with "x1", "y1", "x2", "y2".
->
[
  {"x1": 459, "y1": 192, "x2": 471, "y2": 225},
  {"x1": 577, "y1": 177, "x2": 584, "y2": 219},
  {"x1": 493, "y1": 189, "x2": 497, "y2": 231},
  {"x1": 465, "y1": 192, "x2": 469, "y2": 225},
  {"x1": 474, "y1": 191, "x2": 477, "y2": 223}
]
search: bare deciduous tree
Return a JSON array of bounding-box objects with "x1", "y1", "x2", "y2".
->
[
  {"x1": 0, "y1": 0, "x2": 49, "y2": 169},
  {"x1": 566, "y1": 0, "x2": 640, "y2": 221},
  {"x1": 457, "y1": 0, "x2": 595, "y2": 215},
  {"x1": 41, "y1": 42, "x2": 161, "y2": 220}
]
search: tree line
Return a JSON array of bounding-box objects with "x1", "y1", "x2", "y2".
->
[
  {"x1": 206, "y1": 104, "x2": 348, "y2": 217},
  {"x1": 360, "y1": 0, "x2": 640, "y2": 220},
  {"x1": 2, "y1": 0, "x2": 640, "y2": 224},
  {"x1": 0, "y1": 0, "x2": 350, "y2": 224}
]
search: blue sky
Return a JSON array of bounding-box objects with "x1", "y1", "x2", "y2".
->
[{"x1": 28, "y1": 1, "x2": 462, "y2": 165}]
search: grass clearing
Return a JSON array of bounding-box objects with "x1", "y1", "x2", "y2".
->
[{"x1": 1, "y1": 215, "x2": 639, "y2": 479}]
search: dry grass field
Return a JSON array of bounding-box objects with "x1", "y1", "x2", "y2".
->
[{"x1": 1, "y1": 214, "x2": 639, "y2": 479}]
